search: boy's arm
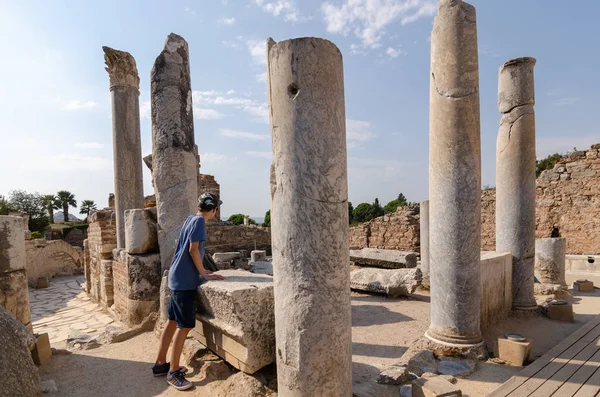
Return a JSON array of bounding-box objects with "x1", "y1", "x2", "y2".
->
[{"x1": 189, "y1": 241, "x2": 211, "y2": 277}]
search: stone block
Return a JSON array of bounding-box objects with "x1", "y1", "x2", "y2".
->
[
  {"x1": 40, "y1": 380, "x2": 58, "y2": 394},
  {"x1": 548, "y1": 301, "x2": 574, "y2": 322},
  {"x1": 350, "y1": 267, "x2": 422, "y2": 297},
  {"x1": 32, "y1": 333, "x2": 52, "y2": 365},
  {"x1": 100, "y1": 260, "x2": 114, "y2": 307},
  {"x1": 250, "y1": 250, "x2": 267, "y2": 262},
  {"x1": 412, "y1": 377, "x2": 462, "y2": 397},
  {"x1": 574, "y1": 279, "x2": 594, "y2": 291},
  {"x1": 377, "y1": 364, "x2": 411, "y2": 385},
  {"x1": 0, "y1": 216, "x2": 26, "y2": 272},
  {"x1": 213, "y1": 252, "x2": 241, "y2": 263},
  {"x1": 0, "y1": 269, "x2": 31, "y2": 328},
  {"x1": 250, "y1": 261, "x2": 273, "y2": 276},
  {"x1": 437, "y1": 357, "x2": 476, "y2": 378},
  {"x1": 480, "y1": 252, "x2": 512, "y2": 327},
  {"x1": 36, "y1": 277, "x2": 49, "y2": 289},
  {"x1": 350, "y1": 248, "x2": 417, "y2": 269},
  {"x1": 408, "y1": 350, "x2": 438, "y2": 376},
  {"x1": 192, "y1": 270, "x2": 274, "y2": 374},
  {"x1": 124, "y1": 208, "x2": 158, "y2": 255},
  {"x1": 497, "y1": 337, "x2": 533, "y2": 366}
]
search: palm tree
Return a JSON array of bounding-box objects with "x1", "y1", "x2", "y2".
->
[
  {"x1": 56, "y1": 190, "x2": 77, "y2": 223},
  {"x1": 41, "y1": 194, "x2": 59, "y2": 224},
  {"x1": 79, "y1": 200, "x2": 97, "y2": 217}
]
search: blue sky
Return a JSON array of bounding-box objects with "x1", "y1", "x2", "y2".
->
[{"x1": 1, "y1": 0, "x2": 599, "y2": 218}]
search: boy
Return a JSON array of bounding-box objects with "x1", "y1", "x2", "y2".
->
[{"x1": 152, "y1": 193, "x2": 225, "y2": 391}]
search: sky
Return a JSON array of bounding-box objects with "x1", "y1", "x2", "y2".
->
[{"x1": 0, "y1": 0, "x2": 599, "y2": 219}]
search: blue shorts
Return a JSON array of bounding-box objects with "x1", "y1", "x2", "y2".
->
[{"x1": 168, "y1": 290, "x2": 197, "y2": 329}]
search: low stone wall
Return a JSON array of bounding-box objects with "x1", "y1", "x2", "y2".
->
[
  {"x1": 24, "y1": 239, "x2": 83, "y2": 286},
  {"x1": 206, "y1": 224, "x2": 271, "y2": 254},
  {"x1": 349, "y1": 205, "x2": 420, "y2": 251},
  {"x1": 84, "y1": 210, "x2": 117, "y2": 306},
  {"x1": 480, "y1": 251, "x2": 512, "y2": 328}
]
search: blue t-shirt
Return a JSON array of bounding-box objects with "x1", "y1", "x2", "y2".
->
[{"x1": 168, "y1": 215, "x2": 206, "y2": 291}]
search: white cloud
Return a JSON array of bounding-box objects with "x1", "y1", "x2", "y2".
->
[
  {"x1": 226, "y1": 89, "x2": 236, "y2": 95},
  {"x1": 75, "y1": 142, "x2": 104, "y2": 149},
  {"x1": 140, "y1": 101, "x2": 151, "y2": 119},
  {"x1": 255, "y1": 0, "x2": 305, "y2": 22},
  {"x1": 220, "y1": 129, "x2": 268, "y2": 140},
  {"x1": 386, "y1": 46, "x2": 406, "y2": 58},
  {"x1": 346, "y1": 119, "x2": 375, "y2": 148},
  {"x1": 243, "y1": 104, "x2": 269, "y2": 123},
  {"x1": 49, "y1": 153, "x2": 112, "y2": 171},
  {"x1": 554, "y1": 97, "x2": 580, "y2": 106},
  {"x1": 65, "y1": 100, "x2": 97, "y2": 110},
  {"x1": 322, "y1": 0, "x2": 437, "y2": 48},
  {"x1": 218, "y1": 17, "x2": 236, "y2": 25},
  {"x1": 256, "y1": 71, "x2": 268, "y2": 82},
  {"x1": 194, "y1": 108, "x2": 226, "y2": 120},
  {"x1": 222, "y1": 40, "x2": 237, "y2": 48},
  {"x1": 247, "y1": 40, "x2": 267, "y2": 65},
  {"x1": 192, "y1": 90, "x2": 268, "y2": 122},
  {"x1": 247, "y1": 151, "x2": 272, "y2": 159},
  {"x1": 200, "y1": 152, "x2": 233, "y2": 165}
]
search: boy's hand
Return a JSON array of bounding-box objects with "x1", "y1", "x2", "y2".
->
[
  {"x1": 205, "y1": 274, "x2": 226, "y2": 281},
  {"x1": 199, "y1": 269, "x2": 213, "y2": 277}
]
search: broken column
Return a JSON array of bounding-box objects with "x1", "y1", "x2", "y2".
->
[
  {"x1": 151, "y1": 33, "x2": 198, "y2": 271},
  {"x1": 103, "y1": 47, "x2": 145, "y2": 249},
  {"x1": 535, "y1": 237, "x2": 567, "y2": 286},
  {"x1": 267, "y1": 37, "x2": 352, "y2": 396},
  {"x1": 420, "y1": 200, "x2": 430, "y2": 289},
  {"x1": 0, "y1": 216, "x2": 31, "y2": 330},
  {"x1": 426, "y1": 0, "x2": 483, "y2": 348},
  {"x1": 496, "y1": 57, "x2": 537, "y2": 311}
]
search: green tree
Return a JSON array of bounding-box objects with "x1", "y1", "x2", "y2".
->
[
  {"x1": 353, "y1": 203, "x2": 373, "y2": 223},
  {"x1": 262, "y1": 210, "x2": 271, "y2": 227},
  {"x1": 384, "y1": 199, "x2": 403, "y2": 214},
  {"x1": 536, "y1": 153, "x2": 563, "y2": 177},
  {"x1": 397, "y1": 193, "x2": 407, "y2": 204},
  {"x1": 0, "y1": 195, "x2": 14, "y2": 215},
  {"x1": 227, "y1": 214, "x2": 257, "y2": 225},
  {"x1": 41, "y1": 194, "x2": 59, "y2": 224},
  {"x1": 79, "y1": 200, "x2": 97, "y2": 216},
  {"x1": 8, "y1": 190, "x2": 49, "y2": 232},
  {"x1": 56, "y1": 190, "x2": 77, "y2": 222},
  {"x1": 370, "y1": 198, "x2": 384, "y2": 219},
  {"x1": 348, "y1": 202, "x2": 354, "y2": 224}
]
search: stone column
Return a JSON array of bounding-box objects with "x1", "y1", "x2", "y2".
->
[
  {"x1": 103, "y1": 47, "x2": 145, "y2": 249},
  {"x1": 151, "y1": 34, "x2": 198, "y2": 271},
  {"x1": 426, "y1": 0, "x2": 483, "y2": 348},
  {"x1": 420, "y1": 200, "x2": 430, "y2": 289},
  {"x1": 267, "y1": 37, "x2": 352, "y2": 396},
  {"x1": 535, "y1": 238, "x2": 567, "y2": 286},
  {"x1": 496, "y1": 57, "x2": 537, "y2": 310}
]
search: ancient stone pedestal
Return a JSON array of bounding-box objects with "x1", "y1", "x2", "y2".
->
[
  {"x1": 191, "y1": 270, "x2": 274, "y2": 374},
  {"x1": 420, "y1": 200, "x2": 430, "y2": 289},
  {"x1": 496, "y1": 57, "x2": 537, "y2": 311},
  {"x1": 103, "y1": 47, "x2": 145, "y2": 249},
  {"x1": 151, "y1": 33, "x2": 198, "y2": 271},
  {"x1": 268, "y1": 37, "x2": 352, "y2": 396},
  {"x1": 426, "y1": 0, "x2": 483, "y2": 349},
  {"x1": 0, "y1": 216, "x2": 31, "y2": 329},
  {"x1": 535, "y1": 238, "x2": 567, "y2": 286},
  {"x1": 497, "y1": 337, "x2": 533, "y2": 366}
]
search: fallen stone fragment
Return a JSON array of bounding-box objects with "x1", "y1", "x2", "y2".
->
[
  {"x1": 422, "y1": 372, "x2": 458, "y2": 385},
  {"x1": 32, "y1": 333, "x2": 52, "y2": 365},
  {"x1": 213, "y1": 252, "x2": 241, "y2": 263},
  {"x1": 350, "y1": 248, "x2": 418, "y2": 269},
  {"x1": 377, "y1": 364, "x2": 411, "y2": 385},
  {"x1": 250, "y1": 261, "x2": 273, "y2": 276},
  {"x1": 412, "y1": 376, "x2": 462, "y2": 397},
  {"x1": 250, "y1": 250, "x2": 267, "y2": 263},
  {"x1": 408, "y1": 350, "x2": 438, "y2": 376},
  {"x1": 437, "y1": 357, "x2": 476, "y2": 377},
  {"x1": 40, "y1": 380, "x2": 58, "y2": 394},
  {"x1": 214, "y1": 372, "x2": 266, "y2": 397},
  {"x1": 350, "y1": 267, "x2": 422, "y2": 297},
  {"x1": 67, "y1": 334, "x2": 101, "y2": 350}
]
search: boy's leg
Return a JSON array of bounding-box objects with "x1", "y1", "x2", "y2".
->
[
  {"x1": 169, "y1": 327, "x2": 192, "y2": 372},
  {"x1": 155, "y1": 319, "x2": 177, "y2": 365}
]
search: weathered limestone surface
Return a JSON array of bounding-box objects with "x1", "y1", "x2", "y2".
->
[
  {"x1": 151, "y1": 33, "x2": 198, "y2": 271},
  {"x1": 205, "y1": 224, "x2": 271, "y2": 254},
  {"x1": 496, "y1": 57, "x2": 537, "y2": 311},
  {"x1": 124, "y1": 208, "x2": 158, "y2": 255},
  {"x1": 420, "y1": 200, "x2": 430, "y2": 289},
  {"x1": 427, "y1": 0, "x2": 483, "y2": 348},
  {"x1": 350, "y1": 247, "x2": 417, "y2": 269},
  {"x1": 349, "y1": 205, "x2": 420, "y2": 251},
  {"x1": 250, "y1": 250, "x2": 267, "y2": 263},
  {"x1": 24, "y1": 239, "x2": 83, "y2": 286},
  {"x1": 535, "y1": 237, "x2": 567, "y2": 286},
  {"x1": 0, "y1": 269, "x2": 31, "y2": 329},
  {"x1": 268, "y1": 37, "x2": 352, "y2": 396},
  {"x1": 191, "y1": 270, "x2": 274, "y2": 374},
  {"x1": 480, "y1": 251, "x2": 512, "y2": 327},
  {"x1": 86, "y1": 210, "x2": 117, "y2": 305},
  {"x1": 0, "y1": 306, "x2": 39, "y2": 397},
  {"x1": 0, "y1": 216, "x2": 26, "y2": 272},
  {"x1": 250, "y1": 261, "x2": 273, "y2": 276},
  {"x1": 213, "y1": 252, "x2": 241, "y2": 263},
  {"x1": 350, "y1": 268, "x2": 422, "y2": 297},
  {"x1": 104, "y1": 46, "x2": 145, "y2": 249}
]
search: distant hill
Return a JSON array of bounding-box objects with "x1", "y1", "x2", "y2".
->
[{"x1": 54, "y1": 211, "x2": 81, "y2": 222}]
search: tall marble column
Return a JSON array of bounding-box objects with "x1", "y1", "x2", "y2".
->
[
  {"x1": 267, "y1": 37, "x2": 352, "y2": 396},
  {"x1": 151, "y1": 34, "x2": 198, "y2": 271},
  {"x1": 496, "y1": 57, "x2": 537, "y2": 310},
  {"x1": 426, "y1": 0, "x2": 483, "y2": 348},
  {"x1": 420, "y1": 200, "x2": 430, "y2": 289},
  {"x1": 103, "y1": 47, "x2": 145, "y2": 249}
]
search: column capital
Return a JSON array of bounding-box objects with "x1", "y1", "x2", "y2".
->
[{"x1": 103, "y1": 46, "x2": 140, "y2": 91}]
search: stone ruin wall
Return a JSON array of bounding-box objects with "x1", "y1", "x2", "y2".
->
[
  {"x1": 352, "y1": 143, "x2": 600, "y2": 255},
  {"x1": 84, "y1": 210, "x2": 117, "y2": 307},
  {"x1": 24, "y1": 239, "x2": 83, "y2": 286},
  {"x1": 205, "y1": 224, "x2": 271, "y2": 255},
  {"x1": 198, "y1": 174, "x2": 221, "y2": 221}
]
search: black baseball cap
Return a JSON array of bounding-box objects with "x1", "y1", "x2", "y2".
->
[{"x1": 198, "y1": 193, "x2": 222, "y2": 210}]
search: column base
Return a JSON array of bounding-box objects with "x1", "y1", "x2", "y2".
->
[
  {"x1": 424, "y1": 329, "x2": 487, "y2": 359},
  {"x1": 512, "y1": 302, "x2": 539, "y2": 311}
]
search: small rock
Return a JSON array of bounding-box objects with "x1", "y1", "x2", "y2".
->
[
  {"x1": 421, "y1": 372, "x2": 458, "y2": 384},
  {"x1": 67, "y1": 334, "x2": 101, "y2": 350},
  {"x1": 214, "y1": 372, "x2": 266, "y2": 397},
  {"x1": 50, "y1": 348, "x2": 71, "y2": 356},
  {"x1": 40, "y1": 380, "x2": 58, "y2": 394},
  {"x1": 201, "y1": 360, "x2": 231, "y2": 381},
  {"x1": 377, "y1": 364, "x2": 411, "y2": 385},
  {"x1": 408, "y1": 350, "x2": 438, "y2": 376},
  {"x1": 399, "y1": 385, "x2": 412, "y2": 397},
  {"x1": 438, "y1": 356, "x2": 476, "y2": 377},
  {"x1": 250, "y1": 261, "x2": 274, "y2": 276}
]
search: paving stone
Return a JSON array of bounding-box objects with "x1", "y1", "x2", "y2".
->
[{"x1": 437, "y1": 357, "x2": 476, "y2": 378}]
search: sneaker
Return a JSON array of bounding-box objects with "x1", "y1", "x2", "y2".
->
[
  {"x1": 167, "y1": 370, "x2": 193, "y2": 391},
  {"x1": 152, "y1": 362, "x2": 188, "y2": 377}
]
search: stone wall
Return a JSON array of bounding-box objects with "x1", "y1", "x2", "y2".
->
[
  {"x1": 349, "y1": 205, "x2": 420, "y2": 252},
  {"x1": 84, "y1": 210, "x2": 117, "y2": 306},
  {"x1": 62, "y1": 226, "x2": 88, "y2": 248},
  {"x1": 206, "y1": 224, "x2": 271, "y2": 254},
  {"x1": 24, "y1": 239, "x2": 83, "y2": 286},
  {"x1": 480, "y1": 190, "x2": 496, "y2": 252}
]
